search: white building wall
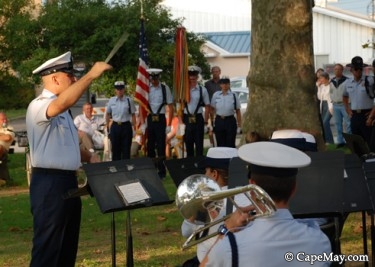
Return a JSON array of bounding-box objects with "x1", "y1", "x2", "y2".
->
[{"x1": 313, "y1": 11, "x2": 374, "y2": 66}]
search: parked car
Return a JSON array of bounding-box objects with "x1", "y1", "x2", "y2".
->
[
  {"x1": 232, "y1": 87, "x2": 249, "y2": 118},
  {"x1": 230, "y1": 76, "x2": 247, "y2": 88}
]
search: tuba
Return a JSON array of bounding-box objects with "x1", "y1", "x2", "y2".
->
[{"x1": 176, "y1": 174, "x2": 276, "y2": 249}]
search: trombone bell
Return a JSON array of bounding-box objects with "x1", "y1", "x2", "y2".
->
[{"x1": 175, "y1": 174, "x2": 276, "y2": 249}]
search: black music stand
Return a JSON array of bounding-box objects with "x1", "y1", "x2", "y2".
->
[
  {"x1": 82, "y1": 157, "x2": 173, "y2": 267},
  {"x1": 165, "y1": 156, "x2": 205, "y2": 187}
]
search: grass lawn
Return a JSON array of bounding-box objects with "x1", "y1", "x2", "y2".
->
[{"x1": 0, "y1": 147, "x2": 373, "y2": 266}]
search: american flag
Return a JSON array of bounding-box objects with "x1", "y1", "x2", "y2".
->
[{"x1": 134, "y1": 18, "x2": 150, "y2": 125}]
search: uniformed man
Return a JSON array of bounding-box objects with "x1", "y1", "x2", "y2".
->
[
  {"x1": 106, "y1": 81, "x2": 136, "y2": 160},
  {"x1": 183, "y1": 66, "x2": 210, "y2": 157},
  {"x1": 181, "y1": 147, "x2": 238, "y2": 266},
  {"x1": 200, "y1": 142, "x2": 331, "y2": 267},
  {"x1": 0, "y1": 112, "x2": 15, "y2": 185},
  {"x1": 210, "y1": 76, "x2": 241, "y2": 148},
  {"x1": 343, "y1": 56, "x2": 374, "y2": 150},
  {"x1": 204, "y1": 66, "x2": 221, "y2": 101},
  {"x1": 27, "y1": 51, "x2": 111, "y2": 267},
  {"x1": 146, "y1": 68, "x2": 173, "y2": 179}
]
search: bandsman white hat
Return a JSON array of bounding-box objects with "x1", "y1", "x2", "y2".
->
[
  {"x1": 238, "y1": 142, "x2": 311, "y2": 177},
  {"x1": 32, "y1": 51, "x2": 73, "y2": 76},
  {"x1": 114, "y1": 81, "x2": 125, "y2": 89},
  {"x1": 198, "y1": 147, "x2": 238, "y2": 170},
  {"x1": 146, "y1": 68, "x2": 163, "y2": 76},
  {"x1": 188, "y1": 65, "x2": 201, "y2": 74}
]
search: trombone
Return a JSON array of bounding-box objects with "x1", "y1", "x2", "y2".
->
[{"x1": 176, "y1": 174, "x2": 276, "y2": 249}]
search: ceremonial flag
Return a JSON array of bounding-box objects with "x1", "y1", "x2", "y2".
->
[
  {"x1": 134, "y1": 18, "x2": 150, "y2": 125},
  {"x1": 173, "y1": 26, "x2": 189, "y2": 105}
]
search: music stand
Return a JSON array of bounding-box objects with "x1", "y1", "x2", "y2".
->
[
  {"x1": 165, "y1": 156, "x2": 205, "y2": 187},
  {"x1": 82, "y1": 157, "x2": 173, "y2": 267}
]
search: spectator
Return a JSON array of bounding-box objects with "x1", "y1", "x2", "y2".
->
[
  {"x1": 204, "y1": 66, "x2": 221, "y2": 101},
  {"x1": 0, "y1": 112, "x2": 15, "y2": 185},
  {"x1": 317, "y1": 72, "x2": 334, "y2": 144},
  {"x1": 329, "y1": 63, "x2": 351, "y2": 148},
  {"x1": 74, "y1": 102, "x2": 105, "y2": 153}
]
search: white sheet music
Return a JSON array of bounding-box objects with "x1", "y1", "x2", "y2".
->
[{"x1": 116, "y1": 181, "x2": 150, "y2": 205}]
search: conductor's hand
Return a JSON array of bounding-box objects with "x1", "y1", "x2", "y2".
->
[{"x1": 86, "y1": 62, "x2": 113, "y2": 79}]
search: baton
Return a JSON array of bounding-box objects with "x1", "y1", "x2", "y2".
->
[{"x1": 105, "y1": 32, "x2": 129, "y2": 63}]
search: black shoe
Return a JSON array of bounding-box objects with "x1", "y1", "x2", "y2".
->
[{"x1": 336, "y1": 143, "x2": 346, "y2": 148}]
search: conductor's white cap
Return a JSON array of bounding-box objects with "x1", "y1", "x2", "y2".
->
[{"x1": 33, "y1": 51, "x2": 73, "y2": 76}]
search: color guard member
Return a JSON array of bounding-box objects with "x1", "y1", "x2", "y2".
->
[
  {"x1": 106, "y1": 81, "x2": 136, "y2": 160},
  {"x1": 210, "y1": 76, "x2": 241, "y2": 148},
  {"x1": 343, "y1": 56, "x2": 374, "y2": 150},
  {"x1": 146, "y1": 68, "x2": 173, "y2": 179},
  {"x1": 183, "y1": 66, "x2": 210, "y2": 157}
]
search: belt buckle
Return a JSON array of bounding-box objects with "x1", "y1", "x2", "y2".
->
[
  {"x1": 117, "y1": 121, "x2": 122, "y2": 125},
  {"x1": 356, "y1": 110, "x2": 362, "y2": 113},
  {"x1": 152, "y1": 115, "x2": 159, "y2": 122},
  {"x1": 188, "y1": 115, "x2": 196, "y2": 123},
  {"x1": 220, "y1": 116, "x2": 225, "y2": 119}
]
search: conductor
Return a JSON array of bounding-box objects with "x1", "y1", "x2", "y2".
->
[{"x1": 26, "y1": 51, "x2": 111, "y2": 267}]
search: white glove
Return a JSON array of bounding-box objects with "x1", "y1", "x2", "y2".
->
[
  {"x1": 204, "y1": 125, "x2": 208, "y2": 134},
  {"x1": 237, "y1": 127, "x2": 242, "y2": 134},
  {"x1": 140, "y1": 124, "x2": 146, "y2": 135},
  {"x1": 206, "y1": 125, "x2": 212, "y2": 132},
  {"x1": 165, "y1": 126, "x2": 171, "y2": 134}
]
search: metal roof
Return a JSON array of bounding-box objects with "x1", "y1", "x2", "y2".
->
[{"x1": 202, "y1": 31, "x2": 251, "y2": 54}]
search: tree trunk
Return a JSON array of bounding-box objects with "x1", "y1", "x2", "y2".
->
[{"x1": 244, "y1": 0, "x2": 324, "y2": 150}]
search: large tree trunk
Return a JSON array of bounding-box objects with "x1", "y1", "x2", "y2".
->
[{"x1": 244, "y1": 0, "x2": 324, "y2": 150}]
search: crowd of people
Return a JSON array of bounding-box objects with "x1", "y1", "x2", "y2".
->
[
  {"x1": 16, "y1": 50, "x2": 374, "y2": 266},
  {"x1": 316, "y1": 56, "x2": 375, "y2": 151}
]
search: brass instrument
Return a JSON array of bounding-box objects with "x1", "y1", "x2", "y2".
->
[{"x1": 176, "y1": 174, "x2": 276, "y2": 249}]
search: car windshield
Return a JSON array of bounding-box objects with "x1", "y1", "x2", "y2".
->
[
  {"x1": 230, "y1": 80, "x2": 244, "y2": 88},
  {"x1": 233, "y1": 91, "x2": 248, "y2": 104}
]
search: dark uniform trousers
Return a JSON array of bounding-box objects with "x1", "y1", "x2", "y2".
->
[
  {"x1": 147, "y1": 114, "x2": 167, "y2": 177},
  {"x1": 183, "y1": 113, "x2": 205, "y2": 157},
  {"x1": 30, "y1": 169, "x2": 81, "y2": 267},
  {"x1": 214, "y1": 115, "x2": 237, "y2": 148},
  {"x1": 110, "y1": 121, "x2": 132, "y2": 160},
  {"x1": 351, "y1": 110, "x2": 373, "y2": 150}
]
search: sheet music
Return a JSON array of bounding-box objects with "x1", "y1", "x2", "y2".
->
[{"x1": 116, "y1": 181, "x2": 150, "y2": 205}]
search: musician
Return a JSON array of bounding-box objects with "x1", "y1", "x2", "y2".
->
[
  {"x1": 200, "y1": 142, "x2": 331, "y2": 267},
  {"x1": 181, "y1": 147, "x2": 238, "y2": 267}
]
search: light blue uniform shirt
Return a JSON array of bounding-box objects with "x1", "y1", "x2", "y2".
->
[
  {"x1": 343, "y1": 76, "x2": 374, "y2": 110},
  {"x1": 26, "y1": 89, "x2": 80, "y2": 170},
  {"x1": 211, "y1": 91, "x2": 240, "y2": 116},
  {"x1": 184, "y1": 85, "x2": 210, "y2": 114},
  {"x1": 106, "y1": 96, "x2": 136, "y2": 122},
  {"x1": 205, "y1": 209, "x2": 331, "y2": 267},
  {"x1": 148, "y1": 83, "x2": 173, "y2": 114}
]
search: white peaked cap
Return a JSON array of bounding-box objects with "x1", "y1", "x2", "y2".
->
[
  {"x1": 239, "y1": 142, "x2": 311, "y2": 168},
  {"x1": 32, "y1": 51, "x2": 73, "y2": 76},
  {"x1": 147, "y1": 68, "x2": 163, "y2": 75}
]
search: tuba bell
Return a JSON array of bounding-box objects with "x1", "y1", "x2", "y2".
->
[{"x1": 175, "y1": 174, "x2": 276, "y2": 249}]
